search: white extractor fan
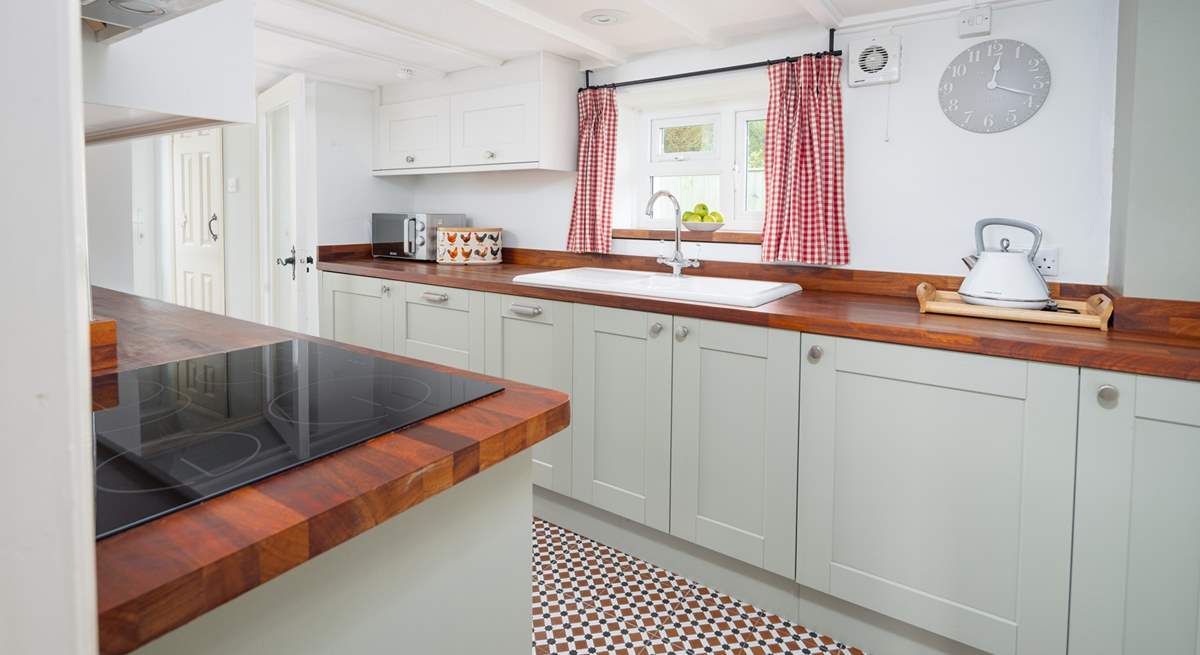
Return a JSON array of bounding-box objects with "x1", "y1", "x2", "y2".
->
[{"x1": 847, "y1": 35, "x2": 902, "y2": 87}]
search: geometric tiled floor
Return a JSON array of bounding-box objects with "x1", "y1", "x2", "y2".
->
[{"x1": 533, "y1": 519, "x2": 866, "y2": 654}]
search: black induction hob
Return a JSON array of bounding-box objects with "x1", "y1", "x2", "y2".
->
[{"x1": 92, "y1": 340, "x2": 503, "y2": 539}]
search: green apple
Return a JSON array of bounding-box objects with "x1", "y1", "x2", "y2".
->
[
  {"x1": 681, "y1": 211, "x2": 700, "y2": 222},
  {"x1": 692, "y1": 203, "x2": 709, "y2": 217},
  {"x1": 708, "y1": 211, "x2": 724, "y2": 223}
]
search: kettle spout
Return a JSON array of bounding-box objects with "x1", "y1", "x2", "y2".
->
[{"x1": 962, "y1": 255, "x2": 978, "y2": 271}]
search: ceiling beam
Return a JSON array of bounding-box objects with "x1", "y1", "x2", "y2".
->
[
  {"x1": 254, "y1": 21, "x2": 445, "y2": 77},
  {"x1": 255, "y1": 60, "x2": 379, "y2": 91},
  {"x1": 268, "y1": 0, "x2": 504, "y2": 68},
  {"x1": 796, "y1": 0, "x2": 844, "y2": 28},
  {"x1": 636, "y1": 0, "x2": 723, "y2": 47},
  {"x1": 469, "y1": 0, "x2": 628, "y2": 67}
]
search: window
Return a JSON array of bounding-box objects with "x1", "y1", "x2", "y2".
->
[{"x1": 625, "y1": 101, "x2": 767, "y2": 232}]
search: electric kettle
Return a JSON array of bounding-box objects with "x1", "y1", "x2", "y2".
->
[{"x1": 958, "y1": 218, "x2": 1051, "y2": 309}]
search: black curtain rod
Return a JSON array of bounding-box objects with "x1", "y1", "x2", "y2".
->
[{"x1": 581, "y1": 28, "x2": 840, "y2": 92}]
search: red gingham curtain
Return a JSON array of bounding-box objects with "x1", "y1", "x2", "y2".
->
[
  {"x1": 761, "y1": 56, "x2": 849, "y2": 264},
  {"x1": 566, "y1": 87, "x2": 618, "y2": 253}
]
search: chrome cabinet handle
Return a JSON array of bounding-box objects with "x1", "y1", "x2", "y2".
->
[
  {"x1": 807, "y1": 345, "x2": 824, "y2": 363},
  {"x1": 381, "y1": 285, "x2": 391, "y2": 295},
  {"x1": 675, "y1": 325, "x2": 689, "y2": 341},
  {"x1": 1097, "y1": 384, "x2": 1120, "y2": 407},
  {"x1": 207, "y1": 213, "x2": 219, "y2": 241},
  {"x1": 649, "y1": 322, "x2": 663, "y2": 337},
  {"x1": 422, "y1": 291, "x2": 449, "y2": 303},
  {"x1": 484, "y1": 150, "x2": 496, "y2": 160},
  {"x1": 509, "y1": 303, "x2": 543, "y2": 317},
  {"x1": 405, "y1": 155, "x2": 416, "y2": 163}
]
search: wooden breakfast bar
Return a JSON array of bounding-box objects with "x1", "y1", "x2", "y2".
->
[{"x1": 91, "y1": 288, "x2": 570, "y2": 655}]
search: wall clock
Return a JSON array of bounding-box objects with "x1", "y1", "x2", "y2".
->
[{"x1": 938, "y1": 38, "x2": 1050, "y2": 133}]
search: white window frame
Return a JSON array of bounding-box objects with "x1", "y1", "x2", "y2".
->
[{"x1": 630, "y1": 101, "x2": 766, "y2": 233}]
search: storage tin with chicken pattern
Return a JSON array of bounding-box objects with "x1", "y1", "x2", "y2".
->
[{"x1": 436, "y1": 227, "x2": 502, "y2": 265}]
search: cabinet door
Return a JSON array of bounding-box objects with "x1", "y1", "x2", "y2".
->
[
  {"x1": 318, "y1": 272, "x2": 394, "y2": 352},
  {"x1": 394, "y1": 282, "x2": 485, "y2": 372},
  {"x1": 1071, "y1": 371, "x2": 1200, "y2": 655},
  {"x1": 670, "y1": 318, "x2": 800, "y2": 578},
  {"x1": 484, "y1": 293, "x2": 572, "y2": 494},
  {"x1": 572, "y1": 305, "x2": 672, "y2": 532},
  {"x1": 375, "y1": 96, "x2": 450, "y2": 170},
  {"x1": 798, "y1": 336, "x2": 1077, "y2": 655},
  {"x1": 449, "y1": 83, "x2": 539, "y2": 166}
]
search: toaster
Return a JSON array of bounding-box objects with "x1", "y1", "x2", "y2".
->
[{"x1": 371, "y1": 213, "x2": 467, "y2": 261}]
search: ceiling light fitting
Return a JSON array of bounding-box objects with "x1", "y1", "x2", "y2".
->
[{"x1": 582, "y1": 9, "x2": 627, "y2": 26}]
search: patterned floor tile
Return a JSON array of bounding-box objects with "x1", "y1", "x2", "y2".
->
[{"x1": 532, "y1": 519, "x2": 865, "y2": 655}]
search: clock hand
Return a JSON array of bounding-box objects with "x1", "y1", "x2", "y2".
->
[
  {"x1": 994, "y1": 84, "x2": 1034, "y2": 96},
  {"x1": 987, "y1": 56, "x2": 1002, "y2": 89}
]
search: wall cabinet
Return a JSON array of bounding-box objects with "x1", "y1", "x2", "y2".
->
[
  {"x1": 670, "y1": 319, "x2": 801, "y2": 578},
  {"x1": 797, "y1": 336, "x2": 1078, "y2": 655},
  {"x1": 319, "y1": 272, "x2": 393, "y2": 352},
  {"x1": 375, "y1": 96, "x2": 450, "y2": 171},
  {"x1": 571, "y1": 305, "x2": 672, "y2": 532},
  {"x1": 373, "y1": 52, "x2": 578, "y2": 175},
  {"x1": 485, "y1": 293, "x2": 573, "y2": 494},
  {"x1": 1070, "y1": 371, "x2": 1200, "y2": 655}
]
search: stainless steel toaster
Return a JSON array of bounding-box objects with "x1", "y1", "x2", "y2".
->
[{"x1": 371, "y1": 213, "x2": 466, "y2": 261}]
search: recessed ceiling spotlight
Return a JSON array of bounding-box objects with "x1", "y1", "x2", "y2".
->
[
  {"x1": 395, "y1": 68, "x2": 415, "y2": 80},
  {"x1": 108, "y1": 0, "x2": 164, "y2": 15},
  {"x1": 582, "y1": 9, "x2": 628, "y2": 26}
]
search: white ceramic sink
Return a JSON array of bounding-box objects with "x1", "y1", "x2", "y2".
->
[{"x1": 512, "y1": 267, "x2": 801, "y2": 308}]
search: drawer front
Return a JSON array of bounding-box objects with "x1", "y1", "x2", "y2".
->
[
  {"x1": 406, "y1": 282, "x2": 470, "y2": 312},
  {"x1": 496, "y1": 294, "x2": 554, "y2": 325}
]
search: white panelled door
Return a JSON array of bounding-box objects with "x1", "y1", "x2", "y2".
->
[{"x1": 172, "y1": 129, "x2": 225, "y2": 313}]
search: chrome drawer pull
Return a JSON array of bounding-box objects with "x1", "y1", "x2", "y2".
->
[
  {"x1": 421, "y1": 291, "x2": 449, "y2": 303},
  {"x1": 509, "y1": 303, "x2": 543, "y2": 317}
]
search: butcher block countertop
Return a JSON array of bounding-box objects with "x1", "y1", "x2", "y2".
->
[
  {"x1": 317, "y1": 251, "x2": 1200, "y2": 382},
  {"x1": 91, "y1": 288, "x2": 570, "y2": 655}
]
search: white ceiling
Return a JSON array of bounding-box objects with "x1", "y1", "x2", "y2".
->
[{"x1": 252, "y1": 0, "x2": 976, "y2": 91}]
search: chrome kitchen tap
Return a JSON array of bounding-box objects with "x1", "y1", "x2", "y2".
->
[{"x1": 645, "y1": 190, "x2": 700, "y2": 278}]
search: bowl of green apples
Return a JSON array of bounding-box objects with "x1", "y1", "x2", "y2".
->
[{"x1": 681, "y1": 203, "x2": 725, "y2": 232}]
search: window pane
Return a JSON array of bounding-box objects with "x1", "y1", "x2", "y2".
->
[
  {"x1": 661, "y1": 123, "x2": 715, "y2": 154},
  {"x1": 746, "y1": 119, "x2": 765, "y2": 170},
  {"x1": 746, "y1": 171, "x2": 765, "y2": 212},
  {"x1": 651, "y1": 175, "x2": 720, "y2": 221}
]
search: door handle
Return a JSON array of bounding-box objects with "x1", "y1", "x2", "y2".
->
[
  {"x1": 675, "y1": 325, "x2": 690, "y2": 341},
  {"x1": 276, "y1": 245, "x2": 297, "y2": 280},
  {"x1": 649, "y1": 322, "x2": 663, "y2": 337},
  {"x1": 207, "y1": 213, "x2": 218, "y2": 241},
  {"x1": 403, "y1": 216, "x2": 418, "y2": 256}
]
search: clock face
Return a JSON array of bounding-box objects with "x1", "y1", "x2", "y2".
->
[{"x1": 939, "y1": 39, "x2": 1051, "y2": 133}]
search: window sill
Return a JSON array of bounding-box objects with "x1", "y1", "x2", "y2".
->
[{"x1": 611, "y1": 228, "x2": 763, "y2": 245}]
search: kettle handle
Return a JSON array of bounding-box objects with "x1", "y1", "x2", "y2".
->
[{"x1": 975, "y1": 218, "x2": 1042, "y2": 262}]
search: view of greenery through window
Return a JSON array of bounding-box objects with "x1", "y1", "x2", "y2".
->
[
  {"x1": 661, "y1": 123, "x2": 715, "y2": 154},
  {"x1": 746, "y1": 119, "x2": 765, "y2": 212}
]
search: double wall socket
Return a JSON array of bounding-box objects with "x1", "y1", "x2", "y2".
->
[
  {"x1": 958, "y1": 6, "x2": 992, "y2": 37},
  {"x1": 1034, "y1": 247, "x2": 1060, "y2": 277}
]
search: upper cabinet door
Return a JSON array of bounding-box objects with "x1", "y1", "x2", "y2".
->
[
  {"x1": 450, "y1": 83, "x2": 540, "y2": 166},
  {"x1": 572, "y1": 305, "x2": 673, "y2": 533},
  {"x1": 798, "y1": 336, "x2": 1077, "y2": 655},
  {"x1": 375, "y1": 96, "x2": 450, "y2": 170},
  {"x1": 670, "y1": 319, "x2": 801, "y2": 578},
  {"x1": 318, "y1": 272, "x2": 395, "y2": 353},
  {"x1": 1071, "y1": 371, "x2": 1200, "y2": 655},
  {"x1": 484, "y1": 293, "x2": 572, "y2": 495}
]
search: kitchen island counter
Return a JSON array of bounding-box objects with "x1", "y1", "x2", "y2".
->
[{"x1": 92, "y1": 288, "x2": 570, "y2": 655}]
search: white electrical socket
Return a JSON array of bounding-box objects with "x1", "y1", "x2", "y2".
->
[
  {"x1": 958, "y1": 6, "x2": 992, "y2": 37},
  {"x1": 1035, "y1": 247, "x2": 1059, "y2": 277}
]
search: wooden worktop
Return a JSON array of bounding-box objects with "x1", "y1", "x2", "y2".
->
[
  {"x1": 91, "y1": 288, "x2": 570, "y2": 655},
  {"x1": 317, "y1": 248, "x2": 1200, "y2": 382}
]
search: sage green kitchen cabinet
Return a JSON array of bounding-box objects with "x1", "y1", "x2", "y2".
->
[
  {"x1": 669, "y1": 318, "x2": 800, "y2": 578},
  {"x1": 319, "y1": 271, "x2": 394, "y2": 352},
  {"x1": 1070, "y1": 370, "x2": 1200, "y2": 655},
  {"x1": 797, "y1": 335, "x2": 1077, "y2": 655},
  {"x1": 393, "y1": 282, "x2": 485, "y2": 373},
  {"x1": 571, "y1": 305, "x2": 673, "y2": 532},
  {"x1": 485, "y1": 293, "x2": 573, "y2": 494}
]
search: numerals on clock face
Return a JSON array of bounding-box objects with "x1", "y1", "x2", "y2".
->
[{"x1": 939, "y1": 39, "x2": 1051, "y2": 133}]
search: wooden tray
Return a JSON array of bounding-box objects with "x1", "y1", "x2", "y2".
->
[{"x1": 916, "y1": 282, "x2": 1114, "y2": 331}]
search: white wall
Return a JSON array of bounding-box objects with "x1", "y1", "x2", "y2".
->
[
  {"x1": 410, "y1": 0, "x2": 1119, "y2": 283},
  {"x1": 131, "y1": 138, "x2": 158, "y2": 298},
  {"x1": 223, "y1": 123, "x2": 259, "y2": 320},
  {"x1": 0, "y1": 2, "x2": 97, "y2": 653},
  {"x1": 313, "y1": 83, "x2": 415, "y2": 244},
  {"x1": 86, "y1": 141, "x2": 135, "y2": 293},
  {"x1": 81, "y1": 0, "x2": 255, "y2": 124},
  {"x1": 1107, "y1": 0, "x2": 1200, "y2": 301}
]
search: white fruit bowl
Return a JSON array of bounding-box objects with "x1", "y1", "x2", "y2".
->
[{"x1": 682, "y1": 222, "x2": 724, "y2": 232}]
